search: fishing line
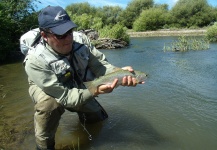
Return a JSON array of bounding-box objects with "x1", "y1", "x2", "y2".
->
[{"x1": 80, "y1": 113, "x2": 92, "y2": 140}]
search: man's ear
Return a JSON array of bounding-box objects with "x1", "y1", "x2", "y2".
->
[{"x1": 41, "y1": 31, "x2": 48, "y2": 42}]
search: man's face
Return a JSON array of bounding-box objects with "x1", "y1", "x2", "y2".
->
[{"x1": 42, "y1": 29, "x2": 73, "y2": 55}]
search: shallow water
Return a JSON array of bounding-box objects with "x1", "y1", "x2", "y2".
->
[{"x1": 0, "y1": 36, "x2": 217, "y2": 150}]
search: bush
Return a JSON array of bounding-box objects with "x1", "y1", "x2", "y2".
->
[
  {"x1": 0, "y1": 0, "x2": 38, "y2": 63},
  {"x1": 99, "y1": 24, "x2": 129, "y2": 43},
  {"x1": 133, "y1": 7, "x2": 170, "y2": 31},
  {"x1": 206, "y1": 22, "x2": 217, "y2": 42},
  {"x1": 163, "y1": 36, "x2": 210, "y2": 52},
  {"x1": 70, "y1": 13, "x2": 103, "y2": 31}
]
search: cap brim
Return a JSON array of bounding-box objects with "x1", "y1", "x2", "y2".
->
[{"x1": 50, "y1": 21, "x2": 77, "y2": 35}]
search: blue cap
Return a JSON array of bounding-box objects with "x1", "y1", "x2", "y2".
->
[{"x1": 38, "y1": 6, "x2": 77, "y2": 35}]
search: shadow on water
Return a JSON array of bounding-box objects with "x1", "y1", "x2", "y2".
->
[
  {"x1": 55, "y1": 105, "x2": 170, "y2": 150},
  {"x1": 0, "y1": 64, "x2": 168, "y2": 150}
]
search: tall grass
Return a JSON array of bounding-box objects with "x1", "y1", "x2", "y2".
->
[{"x1": 163, "y1": 36, "x2": 210, "y2": 52}]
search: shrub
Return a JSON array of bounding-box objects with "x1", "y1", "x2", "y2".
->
[
  {"x1": 163, "y1": 36, "x2": 210, "y2": 52},
  {"x1": 206, "y1": 22, "x2": 217, "y2": 42},
  {"x1": 70, "y1": 13, "x2": 103, "y2": 31},
  {"x1": 133, "y1": 7, "x2": 170, "y2": 31},
  {"x1": 99, "y1": 24, "x2": 129, "y2": 43}
]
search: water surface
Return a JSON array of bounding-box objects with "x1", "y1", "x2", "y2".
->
[{"x1": 0, "y1": 36, "x2": 217, "y2": 150}]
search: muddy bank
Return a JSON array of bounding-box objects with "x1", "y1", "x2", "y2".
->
[{"x1": 127, "y1": 29, "x2": 207, "y2": 37}]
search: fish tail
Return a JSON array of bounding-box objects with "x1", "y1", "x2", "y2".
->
[{"x1": 83, "y1": 81, "x2": 97, "y2": 94}]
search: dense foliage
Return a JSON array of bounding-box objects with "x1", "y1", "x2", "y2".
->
[
  {"x1": 133, "y1": 7, "x2": 171, "y2": 31},
  {"x1": 0, "y1": 0, "x2": 38, "y2": 63},
  {"x1": 206, "y1": 22, "x2": 217, "y2": 42},
  {"x1": 170, "y1": 0, "x2": 216, "y2": 28},
  {"x1": 66, "y1": 0, "x2": 217, "y2": 33},
  {"x1": 99, "y1": 24, "x2": 129, "y2": 43},
  {"x1": 70, "y1": 13, "x2": 103, "y2": 31},
  {"x1": 118, "y1": 0, "x2": 154, "y2": 29},
  {"x1": 1, "y1": 0, "x2": 217, "y2": 63}
]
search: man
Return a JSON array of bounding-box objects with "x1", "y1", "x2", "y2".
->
[{"x1": 23, "y1": 6, "x2": 140, "y2": 150}]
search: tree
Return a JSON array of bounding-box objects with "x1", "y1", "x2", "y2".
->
[
  {"x1": 206, "y1": 22, "x2": 217, "y2": 42},
  {"x1": 66, "y1": 2, "x2": 97, "y2": 17},
  {"x1": 98, "y1": 6, "x2": 123, "y2": 26},
  {"x1": 119, "y1": 0, "x2": 154, "y2": 29},
  {"x1": 0, "y1": 0, "x2": 39, "y2": 63},
  {"x1": 70, "y1": 13, "x2": 103, "y2": 31},
  {"x1": 66, "y1": 3, "x2": 123, "y2": 28},
  {"x1": 171, "y1": 0, "x2": 216, "y2": 28},
  {"x1": 133, "y1": 7, "x2": 171, "y2": 31}
]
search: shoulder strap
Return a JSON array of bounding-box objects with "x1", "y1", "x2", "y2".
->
[
  {"x1": 20, "y1": 28, "x2": 40, "y2": 55},
  {"x1": 31, "y1": 33, "x2": 42, "y2": 47}
]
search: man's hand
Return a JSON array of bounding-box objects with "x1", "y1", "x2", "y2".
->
[
  {"x1": 93, "y1": 78, "x2": 118, "y2": 96},
  {"x1": 121, "y1": 66, "x2": 138, "y2": 86},
  {"x1": 93, "y1": 66, "x2": 145, "y2": 96}
]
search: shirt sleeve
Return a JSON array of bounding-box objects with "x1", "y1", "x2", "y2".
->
[{"x1": 25, "y1": 54, "x2": 94, "y2": 109}]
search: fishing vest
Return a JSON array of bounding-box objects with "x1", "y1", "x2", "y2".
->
[{"x1": 23, "y1": 30, "x2": 95, "y2": 87}]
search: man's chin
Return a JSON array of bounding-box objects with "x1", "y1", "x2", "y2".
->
[
  {"x1": 63, "y1": 49, "x2": 72, "y2": 55},
  {"x1": 64, "y1": 41, "x2": 73, "y2": 46}
]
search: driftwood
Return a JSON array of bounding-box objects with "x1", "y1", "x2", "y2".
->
[
  {"x1": 94, "y1": 38, "x2": 128, "y2": 49},
  {"x1": 80, "y1": 29, "x2": 99, "y2": 40},
  {"x1": 80, "y1": 29, "x2": 128, "y2": 49}
]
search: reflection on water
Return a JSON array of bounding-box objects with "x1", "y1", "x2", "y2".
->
[{"x1": 0, "y1": 37, "x2": 217, "y2": 149}]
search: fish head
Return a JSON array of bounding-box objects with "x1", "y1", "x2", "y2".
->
[{"x1": 134, "y1": 71, "x2": 148, "y2": 82}]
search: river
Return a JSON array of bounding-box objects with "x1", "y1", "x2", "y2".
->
[{"x1": 0, "y1": 36, "x2": 217, "y2": 150}]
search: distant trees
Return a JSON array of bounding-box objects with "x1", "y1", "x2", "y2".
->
[
  {"x1": 66, "y1": 2, "x2": 97, "y2": 16},
  {"x1": 66, "y1": 0, "x2": 217, "y2": 32},
  {"x1": 66, "y1": 3, "x2": 123, "y2": 29},
  {"x1": 99, "y1": 6, "x2": 123, "y2": 26},
  {"x1": 66, "y1": 3, "x2": 127, "y2": 42},
  {"x1": 66, "y1": 4, "x2": 123, "y2": 31},
  {"x1": 1, "y1": 0, "x2": 217, "y2": 63},
  {"x1": 119, "y1": 0, "x2": 154, "y2": 29},
  {"x1": 70, "y1": 13, "x2": 103, "y2": 31},
  {"x1": 171, "y1": 0, "x2": 216, "y2": 28},
  {"x1": 133, "y1": 7, "x2": 171, "y2": 31}
]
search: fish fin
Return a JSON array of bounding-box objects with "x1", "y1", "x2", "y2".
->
[
  {"x1": 113, "y1": 67, "x2": 122, "y2": 72},
  {"x1": 83, "y1": 81, "x2": 97, "y2": 95}
]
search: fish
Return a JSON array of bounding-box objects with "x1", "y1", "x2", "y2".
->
[{"x1": 84, "y1": 69, "x2": 148, "y2": 94}]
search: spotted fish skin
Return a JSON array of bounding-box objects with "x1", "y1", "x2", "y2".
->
[{"x1": 84, "y1": 69, "x2": 148, "y2": 94}]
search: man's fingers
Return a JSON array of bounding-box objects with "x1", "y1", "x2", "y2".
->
[
  {"x1": 122, "y1": 66, "x2": 134, "y2": 72},
  {"x1": 132, "y1": 78, "x2": 137, "y2": 86},
  {"x1": 110, "y1": 78, "x2": 118, "y2": 88},
  {"x1": 122, "y1": 76, "x2": 127, "y2": 86},
  {"x1": 127, "y1": 76, "x2": 132, "y2": 86},
  {"x1": 97, "y1": 79, "x2": 118, "y2": 94}
]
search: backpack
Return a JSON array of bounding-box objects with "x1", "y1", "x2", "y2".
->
[{"x1": 20, "y1": 28, "x2": 41, "y2": 55}]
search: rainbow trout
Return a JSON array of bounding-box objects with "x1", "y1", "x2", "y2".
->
[{"x1": 84, "y1": 69, "x2": 148, "y2": 94}]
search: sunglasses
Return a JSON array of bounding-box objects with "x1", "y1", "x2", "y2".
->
[{"x1": 46, "y1": 29, "x2": 73, "y2": 39}]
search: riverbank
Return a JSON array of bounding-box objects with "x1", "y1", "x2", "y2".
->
[
  {"x1": 0, "y1": 29, "x2": 208, "y2": 65},
  {"x1": 127, "y1": 29, "x2": 207, "y2": 37}
]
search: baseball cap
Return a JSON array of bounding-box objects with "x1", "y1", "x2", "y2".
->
[{"x1": 38, "y1": 6, "x2": 77, "y2": 35}]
